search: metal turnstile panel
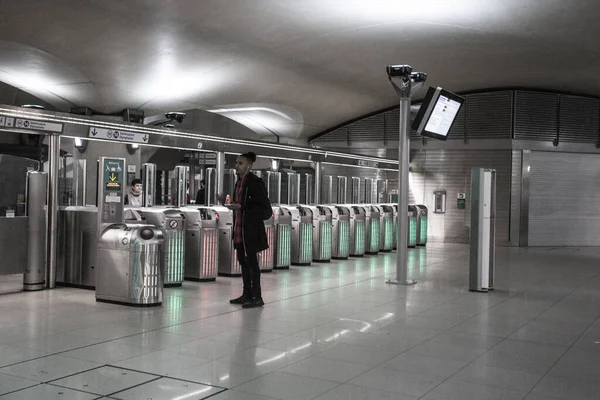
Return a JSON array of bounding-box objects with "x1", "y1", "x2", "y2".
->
[
  {"x1": 415, "y1": 205, "x2": 428, "y2": 246},
  {"x1": 408, "y1": 207, "x2": 418, "y2": 248},
  {"x1": 354, "y1": 220, "x2": 366, "y2": 256},
  {"x1": 327, "y1": 205, "x2": 350, "y2": 260},
  {"x1": 298, "y1": 221, "x2": 313, "y2": 265},
  {"x1": 275, "y1": 223, "x2": 292, "y2": 268},
  {"x1": 259, "y1": 223, "x2": 275, "y2": 271},
  {"x1": 318, "y1": 220, "x2": 332, "y2": 261}
]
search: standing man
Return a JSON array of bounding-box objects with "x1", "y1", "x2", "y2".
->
[
  {"x1": 124, "y1": 178, "x2": 143, "y2": 207},
  {"x1": 227, "y1": 152, "x2": 272, "y2": 308}
]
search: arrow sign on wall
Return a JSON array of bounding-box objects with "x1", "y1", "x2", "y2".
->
[{"x1": 88, "y1": 126, "x2": 149, "y2": 144}]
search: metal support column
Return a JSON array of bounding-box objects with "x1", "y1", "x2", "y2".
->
[
  {"x1": 216, "y1": 151, "x2": 225, "y2": 204},
  {"x1": 314, "y1": 161, "x2": 321, "y2": 205},
  {"x1": 386, "y1": 65, "x2": 426, "y2": 286},
  {"x1": 46, "y1": 134, "x2": 60, "y2": 289}
]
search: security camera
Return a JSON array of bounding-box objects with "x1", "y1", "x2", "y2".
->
[
  {"x1": 386, "y1": 65, "x2": 413, "y2": 78},
  {"x1": 165, "y1": 111, "x2": 186, "y2": 124},
  {"x1": 410, "y1": 72, "x2": 427, "y2": 83}
]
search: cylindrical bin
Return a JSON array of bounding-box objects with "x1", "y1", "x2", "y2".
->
[
  {"x1": 24, "y1": 171, "x2": 47, "y2": 291},
  {"x1": 376, "y1": 205, "x2": 394, "y2": 252},
  {"x1": 57, "y1": 206, "x2": 98, "y2": 289},
  {"x1": 408, "y1": 205, "x2": 418, "y2": 248},
  {"x1": 136, "y1": 208, "x2": 186, "y2": 287},
  {"x1": 180, "y1": 206, "x2": 219, "y2": 281},
  {"x1": 325, "y1": 205, "x2": 350, "y2": 260},
  {"x1": 281, "y1": 205, "x2": 313, "y2": 266},
  {"x1": 341, "y1": 205, "x2": 366, "y2": 257},
  {"x1": 300, "y1": 205, "x2": 332, "y2": 262},
  {"x1": 96, "y1": 224, "x2": 165, "y2": 306},
  {"x1": 415, "y1": 205, "x2": 428, "y2": 246},
  {"x1": 273, "y1": 206, "x2": 292, "y2": 269},
  {"x1": 259, "y1": 214, "x2": 275, "y2": 272},
  {"x1": 362, "y1": 205, "x2": 380, "y2": 255}
]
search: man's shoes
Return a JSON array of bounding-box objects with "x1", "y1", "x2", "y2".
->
[
  {"x1": 229, "y1": 295, "x2": 249, "y2": 305},
  {"x1": 242, "y1": 297, "x2": 265, "y2": 309}
]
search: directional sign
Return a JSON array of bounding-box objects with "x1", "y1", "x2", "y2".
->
[
  {"x1": 89, "y1": 126, "x2": 149, "y2": 144},
  {"x1": 14, "y1": 119, "x2": 63, "y2": 133}
]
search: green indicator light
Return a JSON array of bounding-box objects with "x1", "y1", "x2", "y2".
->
[{"x1": 420, "y1": 216, "x2": 428, "y2": 244}]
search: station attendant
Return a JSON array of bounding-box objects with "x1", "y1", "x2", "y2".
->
[
  {"x1": 226, "y1": 152, "x2": 272, "y2": 308},
  {"x1": 124, "y1": 178, "x2": 143, "y2": 207}
]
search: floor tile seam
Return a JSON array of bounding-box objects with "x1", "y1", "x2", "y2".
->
[
  {"x1": 101, "y1": 364, "x2": 230, "y2": 393},
  {"x1": 0, "y1": 382, "x2": 41, "y2": 398},
  {"x1": 0, "y1": 363, "x2": 105, "y2": 386},
  {"x1": 524, "y1": 312, "x2": 600, "y2": 399}
]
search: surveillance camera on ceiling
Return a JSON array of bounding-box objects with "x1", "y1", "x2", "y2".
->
[
  {"x1": 165, "y1": 111, "x2": 186, "y2": 124},
  {"x1": 386, "y1": 65, "x2": 413, "y2": 78}
]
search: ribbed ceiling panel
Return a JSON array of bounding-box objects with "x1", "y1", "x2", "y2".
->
[
  {"x1": 466, "y1": 91, "x2": 512, "y2": 139},
  {"x1": 514, "y1": 91, "x2": 559, "y2": 141}
]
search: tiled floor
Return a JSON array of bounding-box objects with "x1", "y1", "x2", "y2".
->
[{"x1": 0, "y1": 243, "x2": 599, "y2": 399}]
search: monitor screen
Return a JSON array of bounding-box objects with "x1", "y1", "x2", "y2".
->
[{"x1": 412, "y1": 87, "x2": 464, "y2": 141}]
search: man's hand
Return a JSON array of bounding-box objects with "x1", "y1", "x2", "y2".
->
[{"x1": 226, "y1": 203, "x2": 241, "y2": 211}]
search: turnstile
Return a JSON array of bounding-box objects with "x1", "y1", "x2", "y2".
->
[
  {"x1": 128, "y1": 208, "x2": 186, "y2": 287},
  {"x1": 408, "y1": 206, "x2": 418, "y2": 248},
  {"x1": 57, "y1": 206, "x2": 98, "y2": 289},
  {"x1": 342, "y1": 205, "x2": 366, "y2": 257},
  {"x1": 181, "y1": 206, "x2": 219, "y2": 281},
  {"x1": 281, "y1": 205, "x2": 313, "y2": 265},
  {"x1": 96, "y1": 224, "x2": 165, "y2": 306},
  {"x1": 273, "y1": 206, "x2": 292, "y2": 269},
  {"x1": 301, "y1": 205, "x2": 332, "y2": 262},
  {"x1": 376, "y1": 205, "x2": 394, "y2": 252},
  {"x1": 326, "y1": 205, "x2": 350, "y2": 260},
  {"x1": 210, "y1": 206, "x2": 240, "y2": 277},
  {"x1": 258, "y1": 215, "x2": 275, "y2": 272},
  {"x1": 362, "y1": 205, "x2": 380, "y2": 255},
  {"x1": 388, "y1": 204, "x2": 398, "y2": 250},
  {"x1": 415, "y1": 205, "x2": 428, "y2": 246}
]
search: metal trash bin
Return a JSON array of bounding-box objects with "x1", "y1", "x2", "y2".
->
[
  {"x1": 273, "y1": 206, "x2": 292, "y2": 269},
  {"x1": 57, "y1": 206, "x2": 98, "y2": 289},
  {"x1": 281, "y1": 205, "x2": 313, "y2": 266},
  {"x1": 376, "y1": 205, "x2": 394, "y2": 252},
  {"x1": 362, "y1": 205, "x2": 380, "y2": 255},
  {"x1": 326, "y1": 205, "x2": 350, "y2": 260},
  {"x1": 259, "y1": 214, "x2": 275, "y2": 272},
  {"x1": 408, "y1": 205, "x2": 418, "y2": 248},
  {"x1": 181, "y1": 206, "x2": 219, "y2": 281},
  {"x1": 415, "y1": 205, "x2": 428, "y2": 246},
  {"x1": 301, "y1": 205, "x2": 332, "y2": 262},
  {"x1": 96, "y1": 224, "x2": 165, "y2": 306},
  {"x1": 343, "y1": 205, "x2": 366, "y2": 257},
  {"x1": 130, "y1": 208, "x2": 186, "y2": 287}
]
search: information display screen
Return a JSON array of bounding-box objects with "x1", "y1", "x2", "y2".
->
[{"x1": 412, "y1": 87, "x2": 465, "y2": 141}]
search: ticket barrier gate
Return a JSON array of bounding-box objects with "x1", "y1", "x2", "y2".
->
[
  {"x1": 376, "y1": 205, "x2": 394, "y2": 252},
  {"x1": 408, "y1": 206, "x2": 418, "y2": 248},
  {"x1": 388, "y1": 204, "x2": 398, "y2": 250},
  {"x1": 362, "y1": 205, "x2": 380, "y2": 255},
  {"x1": 325, "y1": 205, "x2": 350, "y2": 260},
  {"x1": 258, "y1": 215, "x2": 275, "y2": 272},
  {"x1": 125, "y1": 207, "x2": 186, "y2": 287},
  {"x1": 342, "y1": 205, "x2": 366, "y2": 257},
  {"x1": 300, "y1": 205, "x2": 332, "y2": 262},
  {"x1": 273, "y1": 206, "x2": 292, "y2": 269},
  {"x1": 180, "y1": 206, "x2": 219, "y2": 281},
  {"x1": 96, "y1": 223, "x2": 165, "y2": 306},
  {"x1": 206, "y1": 206, "x2": 239, "y2": 277},
  {"x1": 415, "y1": 205, "x2": 428, "y2": 246},
  {"x1": 281, "y1": 205, "x2": 313, "y2": 265},
  {"x1": 57, "y1": 206, "x2": 98, "y2": 289}
]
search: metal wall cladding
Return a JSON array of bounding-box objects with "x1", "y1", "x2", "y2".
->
[
  {"x1": 509, "y1": 150, "x2": 522, "y2": 246},
  {"x1": 465, "y1": 91, "x2": 513, "y2": 139},
  {"x1": 514, "y1": 91, "x2": 559, "y2": 141},
  {"x1": 528, "y1": 151, "x2": 600, "y2": 246},
  {"x1": 559, "y1": 95, "x2": 600, "y2": 143},
  {"x1": 349, "y1": 113, "x2": 385, "y2": 143},
  {"x1": 409, "y1": 149, "x2": 511, "y2": 245}
]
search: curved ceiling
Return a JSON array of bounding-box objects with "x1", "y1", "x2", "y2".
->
[{"x1": 1, "y1": 0, "x2": 599, "y2": 142}]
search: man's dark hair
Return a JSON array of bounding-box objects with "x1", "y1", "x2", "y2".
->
[
  {"x1": 240, "y1": 151, "x2": 257, "y2": 163},
  {"x1": 131, "y1": 178, "x2": 142, "y2": 186}
]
